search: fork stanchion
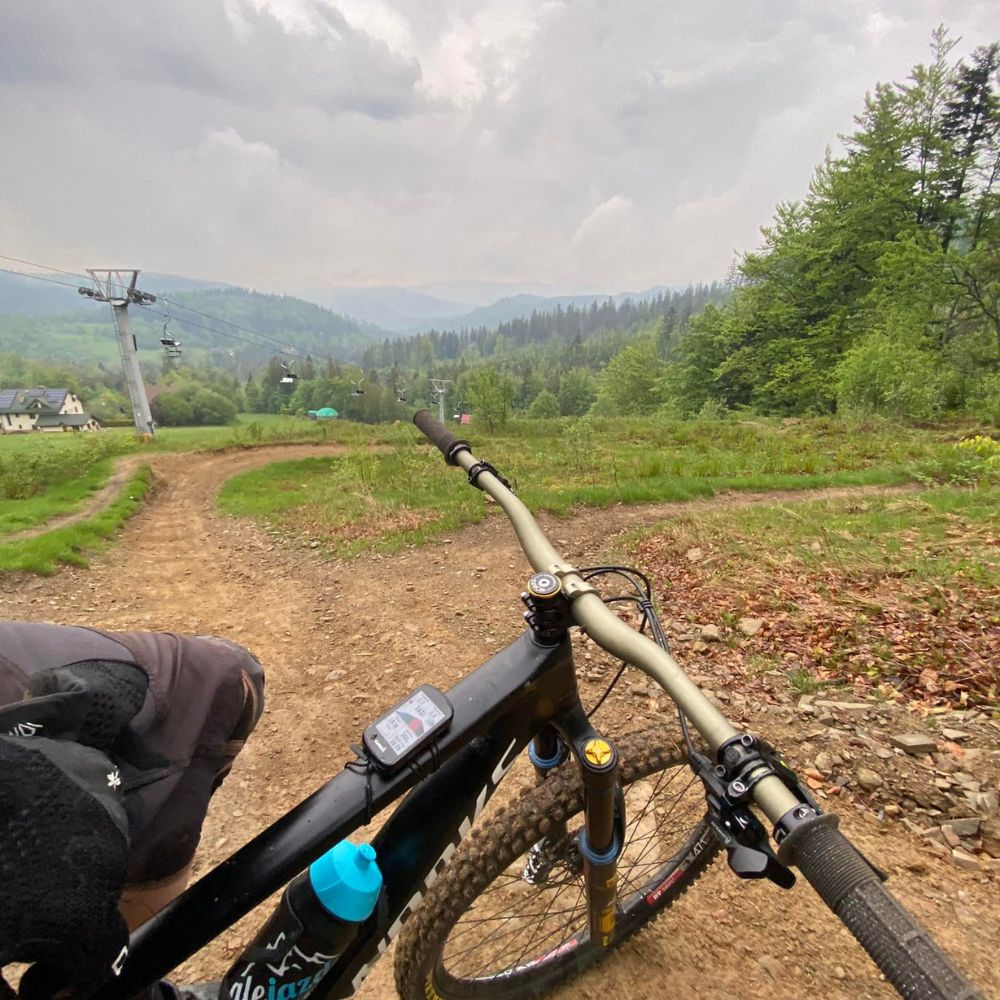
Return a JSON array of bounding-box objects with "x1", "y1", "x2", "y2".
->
[{"x1": 577, "y1": 736, "x2": 620, "y2": 948}]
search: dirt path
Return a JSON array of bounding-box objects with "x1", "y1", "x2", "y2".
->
[
  {"x1": 2, "y1": 454, "x2": 151, "y2": 541},
  {"x1": 0, "y1": 449, "x2": 995, "y2": 999}
]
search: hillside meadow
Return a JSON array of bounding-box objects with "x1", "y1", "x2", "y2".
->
[{"x1": 0, "y1": 413, "x2": 994, "y2": 574}]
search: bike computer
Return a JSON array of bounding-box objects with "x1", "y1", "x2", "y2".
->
[{"x1": 363, "y1": 685, "x2": 454, "y2": 772}]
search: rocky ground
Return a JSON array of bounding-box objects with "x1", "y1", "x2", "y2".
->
[{"x1": 0, "y1": 447, "x2": 996, "y2": 999}]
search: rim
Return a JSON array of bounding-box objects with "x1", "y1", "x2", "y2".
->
[{"x1": 436, "y1": 760, "x2": 706, "y2": 988}]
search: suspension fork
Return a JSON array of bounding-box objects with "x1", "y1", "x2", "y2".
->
[{"x1": 555, "y1": 702, "x2": 624, "y2": 948}]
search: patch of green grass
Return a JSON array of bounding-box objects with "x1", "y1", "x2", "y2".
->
[
  {"x1": 0, "y1": 466, "x2": 152, "y2": 575},
  {"x1": 217, "y1": 416, "x2": 983, "y2": 555},
  {"x1": 0, "y1": 417, "x2": 399, "y2": 532},
  {"x1": 788, "y1": 667, "x2": 823, "y2": 695},
  {"x1": 137, "y1": 414, "x2": 403, "y2": 453},
  {"x1": 668, "y1": 487, "x2": 999, "y2": 588},
  {"x1": 0, "y1": 432, "x2": 138, "y2": 499},
  {"x1": 0, "y1": 459, "x2": 115, "y2": 535},
  {"x1": 219, "y1": 447, "x2": 486, "y2": 556}
]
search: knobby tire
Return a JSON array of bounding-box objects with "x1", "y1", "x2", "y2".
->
[{"x1": 394, "y1": 728, "x2": 718, "y2": 1000}]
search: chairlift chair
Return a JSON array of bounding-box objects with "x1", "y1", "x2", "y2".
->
[
  {"x1": 160, "y1": 314, "x2": 183, "y2": 367},
  {"x1": 395, "y1": 383, "x2": 407, "y2": 403},
  {"x1": 352, "y1": 377, "x2": 366, "y2": 397},
  {"x1": 280, "y1": 363, "x2": 299, "y2": 386}
]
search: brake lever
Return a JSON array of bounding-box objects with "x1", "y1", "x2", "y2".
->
[{"x1": 691, "y1": 750, "x2": 796, "y2": 889}]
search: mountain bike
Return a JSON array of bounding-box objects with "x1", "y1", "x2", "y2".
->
[{"x1": 100, "y1": 410, "x2": 981, "y2": 1000}]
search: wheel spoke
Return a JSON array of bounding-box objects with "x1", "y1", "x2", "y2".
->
[{"x1": 401, "y1": 736, "x2": 717, "y2": 1000}]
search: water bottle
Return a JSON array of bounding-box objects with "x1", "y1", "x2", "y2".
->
[{"x1": 219, "y1": 841, "x2": 382, "y2": 1000}]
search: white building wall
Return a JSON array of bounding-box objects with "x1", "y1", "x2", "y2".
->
[{"x1": 1, "y1": 413, "x2": 34, "y2": 432}]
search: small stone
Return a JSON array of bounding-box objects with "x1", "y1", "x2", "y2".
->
[
  {"x1": 700, "y1": 623, "x2": 722, "y2": 642},
  {"x1": 856, "y1": 767, "x2": 883, "y2": 792},
  {"x1": 738, "y1": 617, "x2": 764, "y2": 636},
  {"x1": 925, "y1": 839, "x2": 950, "y2": 858},
  {"x1": 889, "y1": 733, "x2": 938, "y2": 755},
  {"x1": 814, "y1": 751, "x2": 834, "y2": 774},
  {"x1": 885, "y1": 804, "x2": 902, "y2": 817},
  {"x1": 834, "y1": 966, "x2": 846, "y2": 980},
  {"x1": 814, "y1": 700, "x2": 872, "y2": 715},
  {"x1": 951, "y1": 848, "x2": 982, "y2": 872},
  {"x1": 968, "y1": 790, "x2": 998, "y2": 815},
  {"x1": 940, "y1": 728, "x2": 970, "y2": 742},
  {"x1": 947, "y1": 818, "x2": 982, "y2": 838},
  {"x1": 325, "y1": 669, "x2": 345, "y2": 681},
  {"x1": 686, "y1": 547, "x2": 704, "y2": 562},
  {"x1": 941, "y1": 826, "x2": 961, "y2": 848},
  {"x1": 309, "y1": 540, "x2": 321, "y2": 548}
]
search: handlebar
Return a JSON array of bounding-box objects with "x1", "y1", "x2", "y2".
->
[
  {"x1": 785, "y1": 819, "x2": 981, "y2": 999},
  {"x1": 412, "y1": 410, "x2": 798, "y2": 822},
  {"x1": 412, "y1": 409, "x2": 471, "y2": 466},
  {"x1": 413, "y1": 409, "x2": 983, "y2": 999}
]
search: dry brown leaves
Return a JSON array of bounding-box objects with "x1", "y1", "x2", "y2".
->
[{"x1": 635, "y1": 536, "x2": 999, "y2": 710}]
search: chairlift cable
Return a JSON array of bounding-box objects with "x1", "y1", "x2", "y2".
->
[
  {"x1": 135, "y1": 302, "x2": 316, "y2": 367},
  {"x1": 151, "y1": 293, "x2": 345, "y2": 368},
  {"x1": 0, "y1": 264, "x2": 87, "y2": 292},
  {"x1": 1, "y1": 254, "x2": 348, "y2": 372},
  {"x1": 0, "y1": 254, "x2": 92, "y2": 283}
]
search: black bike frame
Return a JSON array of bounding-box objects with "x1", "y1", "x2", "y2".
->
[{"x1": 100, "y1": 630, "x2": 585, "y2": 1000}]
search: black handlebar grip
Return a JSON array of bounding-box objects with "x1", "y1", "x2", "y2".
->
[
  {"x1": 788, "y1": 820, "x2": 981, "y2": 999},
  {"x1": 413, "y1": 409, "x2": 471, "y2": 466}
]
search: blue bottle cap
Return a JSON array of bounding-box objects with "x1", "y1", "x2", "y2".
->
[{"x1": 309, "y1": 841, "x2": 383, "y2": 922}]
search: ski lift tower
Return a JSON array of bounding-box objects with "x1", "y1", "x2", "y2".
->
[
  {"x1": 79, "y1": 269, "x2": 156, "y2": 438},
  {"x1": 429, "y1": 378, "x2": 453, "y2": 425}
]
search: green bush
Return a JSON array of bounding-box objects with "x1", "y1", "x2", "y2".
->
[
  {"x1": 527, "y1": 389, "x2": 560, "y2": 419},
  {"x1": 0, "y1": 434, "x2": 136, "y2": 499},
  {"x1": 835, "y1": 333, "x2": 943, "y2": 421},
  {"x1": 966, "y1": 372, "x2": 1000, "y2": 427},
  {"x1": 151, "y1": 385, "x2": 238, "y2": 426}
]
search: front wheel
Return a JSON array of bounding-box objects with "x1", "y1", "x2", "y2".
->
[{"x1": 394, "y1": 729, "x2": 718, "y2": 1000}]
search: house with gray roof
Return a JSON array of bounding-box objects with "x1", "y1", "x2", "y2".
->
[{"x1": 0, "y1": 388, "x2": 100, "y2": 433}]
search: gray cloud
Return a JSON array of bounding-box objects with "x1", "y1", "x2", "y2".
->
[{"x1": 0, "y1": 0, "x2": 996, "y2": 293}]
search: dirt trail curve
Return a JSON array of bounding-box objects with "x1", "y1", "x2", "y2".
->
[{"x1": 0, "y1": 447, "x2": 994, "y2": 1000}]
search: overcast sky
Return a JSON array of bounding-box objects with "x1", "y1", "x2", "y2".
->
[{"x1": 1, "y1": 1, "x2": 996, "y2": 295}]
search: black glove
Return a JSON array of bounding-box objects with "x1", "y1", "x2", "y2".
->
[
  {"x1": 0, "y1": 660, "x2": 148, "y2": 999},
  {"x1": 0, "y1": 735, "x2": 129, "y2": 999}
]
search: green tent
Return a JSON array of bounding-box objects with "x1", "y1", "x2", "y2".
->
[{"x1": 315, "y1": 407, "x2": 338, "y2": 419}]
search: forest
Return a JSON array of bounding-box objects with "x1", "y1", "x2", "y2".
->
[
  {"x1": 668, "y1": 28, "x2": 1000, "y2": 421},
  {"x1": 243, "y1": 29, "x2": 1000, "y2": 429}
]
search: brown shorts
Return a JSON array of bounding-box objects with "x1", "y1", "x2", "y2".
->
[{"x1": 0, "y1": 623, "x2": 265, "y2": 885}]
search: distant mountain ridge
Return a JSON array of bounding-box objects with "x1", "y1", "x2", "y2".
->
[
  {"x1": 0, "y1": 270, "x2": 235, "y2": 315},
  {"x1": 303, "y1": 283, "x2": 679, "y2": 333},
  {"x1": 0, "y1": 284, "x2": 382, "y2": 368}
]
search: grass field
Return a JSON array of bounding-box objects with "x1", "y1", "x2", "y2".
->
[
  {"x1": 1, "y1": 413, "x2": 994, "y2": 573},
  {"x1": 217, "y1": 415, "x2": 995, "y2": 556}
]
